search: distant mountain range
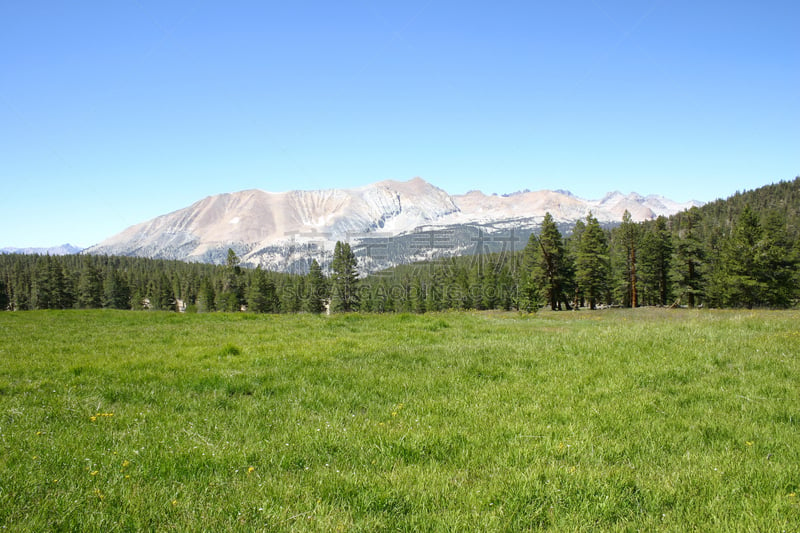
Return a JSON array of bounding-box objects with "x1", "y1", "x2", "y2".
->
[
  {"x1": 1, "y1": 243, "x2": 83, "y2": 256},
  {"x1": 84, "y1": 178, "x2": 702, "y2": 273}
]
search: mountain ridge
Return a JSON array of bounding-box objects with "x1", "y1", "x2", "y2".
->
[
  {"x1": 84, "y1": 178, "x2": 702, "y2": 272},
  {"x1": 1, "y1": 243, "x2": 83, "y2": 256}
]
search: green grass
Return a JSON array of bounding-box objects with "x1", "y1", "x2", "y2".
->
[{"x1": 1, "y1": 309, "x2": 799, "y2": 531}]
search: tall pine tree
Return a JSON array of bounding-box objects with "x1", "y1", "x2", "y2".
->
[
  {"x1": 528, "y1": 212, "x2": 571, "y2": 311},
  {"x1": 614, "y1": 210, "x2": 641, "y2": 307},
  {"x1": 576, "y1": 213, "x2": 610, "y2": 310},
  {"x1": 639, "y1": 216, "x2": 673, "y2": 306},
  {"x1": 673, "y1": 208, "x2": 705, "y2": 308},
  {"x1": 330, "y1": 241, "x2": 359, "y2": 312},
  {"x1": 218, "y1": 249, "x2": 243, "y2": 311},
  {"x1": 304, "y1": 259, "x2": 328, "y2": 313}
]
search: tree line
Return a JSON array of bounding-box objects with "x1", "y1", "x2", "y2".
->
[
  {"x1": 359, "y1": 177, "x2": 799, "y2": 311},
  {"x1": 2, "y1": 177, "x2": 798, "y2": 313}
]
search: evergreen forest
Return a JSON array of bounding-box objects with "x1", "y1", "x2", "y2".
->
[{"x1": 2, "y1": 177, "x2": 798, "y2": 312}]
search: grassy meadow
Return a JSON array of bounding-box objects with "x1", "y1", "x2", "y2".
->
[{"x1": 1, "y1": 309, "x2": 799, "y2": 531}]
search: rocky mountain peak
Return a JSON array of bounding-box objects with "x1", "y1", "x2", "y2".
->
[{"x1": 84, "y1": 178, "x2": 701, "y2": 272}]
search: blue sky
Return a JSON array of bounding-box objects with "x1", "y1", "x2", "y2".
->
[{"x1": 1, "y1": 1, "x2": 798, "y2": 248}]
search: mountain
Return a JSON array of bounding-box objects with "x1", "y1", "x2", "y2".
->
[
  {"x1": 85, "y1": 178, "x2": 701, "y2": 273},
  {"x1": 1, "y1": 243, "x2": 83, "y2": 256}
]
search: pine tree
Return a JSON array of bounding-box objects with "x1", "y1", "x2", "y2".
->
[
  {"x1": 148, "y1": 273, "x2": 175, "y2": 310},
  {"x1": 397, "y1": 275, "x2": 413, "y2": 312},
  {"x1": 330, "y1": 241, "x2": 359, "y2": 312},
  {"x1": 639, "y1": 216, "x2": 673, "y2": 306},
  {"x1": 717, "y1": 205, "x2": 796, "y2": 308},
  {"x1": 481, "y1": 258, "x2": 499, "y2": 310},
  {"x1": 196, "y1": 276, "x2": 216, "y2": 312},
  {"x1": 496, "y1": 261, "x2": 516, "y2": 311},
  {"x1": 527, "y1": 213, "x2": 571, "y2": 311},
  {"x1": 77, "y1": 264, "x2": 104, "y2": 308},
  {"x1": 370, "y1": 279, "x2": 391, "y2": 313},
  {"x1": 614, "y1": 210, "x2": 640, "y2": 307},
  {"x1": 452, "y1": 261, "x2": 471, "y2": 310},
  {"x1": 304, "y1": 259, "x2": 328, "y2": 313},
  {"x1": 758, "y1": 210, "x2": 798, "y2": 307},
  {"x1": 179, "y1": 271, "x2": 198, "y2": 309},
  {"x1": 424, "y1": 265, "x2": 444, "y2": 312},
  {"x1": 673, "y1": 208, "x2": 705, "y2": 308},
  {"x1": 247, "y1": 267, "x2": 279, "y2": 313},
  {"x1": 519, "y1": 234, "x2": 541, "y2": 312},
  {"x1": 411, "y1": 276, "x2": 426, "y2": 313},
  {"x1": 31, "y1": 256, "x2": 72, "y2": 309},
  {"x1": 719, "y1": 205, "x2": 762, "y2": 307},
  {"x1": 103, "y1": 270, "x2": 131, "y2": 310},
  {"x1": 567, "y1": 219, "x2": 586, "y2": 308},
  {"x1": 218, "y1": 249, "x2": 243, "y2": 311},
  {"x1": 466, "y1": 260, "x2": 484, "y2": 310},
  {"x1": 10, "y1": 259, "x2": 31, "y2": 310},
  {"x1": 59, "y1": 262, "x2": 76, "y2": 309},
  {"x1": 359, "y1": 280, "x2": 375, "y2": 312},
  {"x1": 31, "y1": 257, "x2": 53, "y2": 309},
  {"x1": 0, "y1": 277, "x2": 8, "y2": 311},
  {"x1": 576, "y1": 213, "x2": 610, "y2": 310},
  {"x1": 281, "y1": 276, "x2": 303, "y2": 313}
]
